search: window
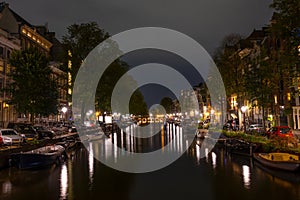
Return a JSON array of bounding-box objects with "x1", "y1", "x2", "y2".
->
[
  {"x1": 0, "y1": 78, "x2": 3, "y2": 89},
  {"x1": 6, "y1": 50, "x2": 10, "y2": 59},
  {"x1": 0, "y1": 47, "x2": 4, "y2": 58},
  {"x1": 2, "y1": 130, "x2": 17, "y2": 136},
  {"x1": 6, "y1": 64, "x2": 10, "y2": 74},
  {"x1": 0, "y1": 61, "x2": 4, "y2": 72}
]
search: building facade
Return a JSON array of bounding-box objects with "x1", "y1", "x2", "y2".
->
[{"x1": 0, "y1": 2, "x2": 67, "y2": 126}]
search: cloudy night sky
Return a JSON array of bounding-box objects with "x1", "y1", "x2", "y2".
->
[
  {"x1": 4, "y1": 0, "x2": 274, "y2": 106},
  {"x1": 5, "y1": 0, "x2": 273, "y2": 55}
]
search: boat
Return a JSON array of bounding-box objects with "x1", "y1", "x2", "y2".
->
[
  {"x1": 253, "y1": 152, "x2": 300, "y2": 172},
  {"x1": 225, "y1": 138, "x2": 257, "y2": 156},
  {"x1": 254, "y1": 158, "x2": 300, "y2": 183},
  {"x1": 11, "y1": 144, "x2": 65, "y2": 169}
]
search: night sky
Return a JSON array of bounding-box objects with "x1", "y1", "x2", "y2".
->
[
  {"x1": 4, "y1": 0, "x2": 274, "y2": 106},
  {"x1": 5, "y1": 0, "x2": 273, "y2": 55}
]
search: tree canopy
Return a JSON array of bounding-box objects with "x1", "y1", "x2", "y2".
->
[
  {"x1": 6, "y1": 48, "x2": 58, "y2": 120},
  {"x1": 62, "y1": 22, "x2": 148, "y2": 115}
]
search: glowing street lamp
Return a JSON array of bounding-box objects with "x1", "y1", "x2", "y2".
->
[
  {"x1": 241, "y1": 106, "x2": 247, "y2": 132},
  {"x1": 61, "y1": 107, "x2": 68, "y2": 114}
]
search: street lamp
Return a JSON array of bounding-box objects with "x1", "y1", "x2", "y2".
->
[
  {"x1": 61, "y1": 107, "x2": 68, "y2": 121},
  {"x1": 241, "y1": 106, "x2": 247, "y2": 132}
]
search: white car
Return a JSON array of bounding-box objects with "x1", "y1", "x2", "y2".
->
[
  {"x1": 0, "y1": 129, "x2": 24, "y2": 145},
  {"x1": 247, "y1": 124, "x2": 264, "y2": 133}
]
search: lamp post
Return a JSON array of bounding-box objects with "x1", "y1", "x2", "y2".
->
[
  {"x1": 61, "y1": 106, "x2": 68, "y2": 121},
  {"x1": 241, "y1": 106, "x2": 247, "y2": 132}
]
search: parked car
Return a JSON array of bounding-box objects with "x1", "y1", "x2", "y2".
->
[
  {"x1": 33, "y1": 125, "x2": 55, "y2": 139},
  {"x1": 0, "y1": 129, "x2": 24, "y2": 145},
  {"x1": 266, "y1": 126, "x2": 294, "y2": 138},
  {"x1": 0, "y1": 136, "x2": 3, "y2": 145},
  {"x1": 7, "y1": 123, "x2": 38, "y2": 141},
  {"x1": 247, "y1": 124, "x2": 265, "y2": 134}
]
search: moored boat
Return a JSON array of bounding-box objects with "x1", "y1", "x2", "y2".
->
[
  {"x1": 253, "y1": 152, "x2": 300, "y2": 172},
  {"x1": 11, "y1": 144, "x2": 65, "y2": 169},
  {"x1": 225, "y1": 138, "x2": 257, "y2": 156}
]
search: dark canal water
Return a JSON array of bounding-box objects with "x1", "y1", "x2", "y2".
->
[{"x1": 0, "y1": 125, "x2": 300, "y2": 200}]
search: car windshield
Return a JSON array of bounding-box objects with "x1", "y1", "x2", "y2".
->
[
  {"x1": 280, "y1": 127, "x2": 290, "y2": 134},
  {"x1": 2, "y1": 130, "x2": 17, "y2": 135}
]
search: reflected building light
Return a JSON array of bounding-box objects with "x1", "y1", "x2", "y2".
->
[
  {"x1": 114, "y1": 132, "x2": 118, "y2": 163},
  {"x1": 131, "y1": 131, "x2": 134, "y2": 152},
  {"x1": 179, "y1": 127, "x2": 183, "y2": 153},
  {"x1": 242, "y1": 165, "x2": 251, "y2": 189},
  {"x1": 205, "y1": 148, "x2": 209, "y2": 163},
  {"x1": 2, "y1": 180, "x2": 12, "y2": 195},
  {"x1": 60, "y1": 164, "x2": 68, "y2": 200},
  {"x1": 211, "y1": 152, "x2": 217, "y2": 169},
  {"x1": 89, "y1": 143, "x2": 94, "y2": 185},
  {"x1": 196, "y1": 144, "x2": 201, "y2": 164},
  {"x1": 186, "y1": 140, "x2": 189, "y2": 152}
]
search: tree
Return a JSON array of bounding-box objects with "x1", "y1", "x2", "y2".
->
[
  {"x1": 214, "y1": 34, "x2": 245, "y2": 110},
  {"x1": 160, "y1": 97, "x2": 173, "y2": 114},
  {"x1": 62, "y1": 22, "x2": 148, "y2": 115},
  {"x1": 6, "y1": 48, "x2": 58, "y2": 121},
  {"x1": 270, "y1": 0, "x2": 300, "y2": 91},
  {"x1": 62, "y1": 22, "x2": 109, "y2": 80},
  {"x1": 244, "y1": 46, "x2": 279, "y2": 126}
]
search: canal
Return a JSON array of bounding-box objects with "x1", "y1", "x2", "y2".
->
[{"x1": 0, "y1": 124, "x2": 300, "y2": 200}]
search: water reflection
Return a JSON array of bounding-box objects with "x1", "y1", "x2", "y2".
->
[
  {"x1": 242, "y1": 165, "x2": 251, "y2": 189},
  {"x1": 211, "y1": 152, "x2": 217, "y2": 169},
  {"x1": 2, "y1": 180, "x2": 11, "y2": 195},
  {"x1": 88, "y1": 142, "x2": 94, "y2": 185},
  {"x1": 60, "y1": 164, "x2": 68, "y2": 199},
  {"x1": 89, "y1": 123, "x2": 194, "y2": 168},
  {"x1": 0, "y1": 141, "x2": 299, "y2": 200}
]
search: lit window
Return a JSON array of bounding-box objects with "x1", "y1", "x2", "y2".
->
[
  {"x1": 6, "y1": 64, "x2": 10, "y2": 74},
  {"x1": 0, "y1": 61, "x2": 3, "y2": 72},
  {"x1": 68, "y1": 72, "x2": 72, "y2": 86},
  {"x1": 68, "y1": 88, "x2": 72, "y2": 95},
  {"x1": 68, "y1": 60, "x2": 72, "y2": 69}
]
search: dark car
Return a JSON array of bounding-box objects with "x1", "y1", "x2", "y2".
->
[
  {"x1": 33, "y1": 125, "x2": 55, "y2": 139},
  {"x1": 7, "y1": 123, "x2": 38, "y2": 141},
  {"x1": 266, "y1": 126, "x2": 294, "y2": 138},
  {"x1": 223, "y1": 119, "x2": 239, "y2": 131}
]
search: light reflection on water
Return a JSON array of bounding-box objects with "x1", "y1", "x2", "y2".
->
[
  {"x1": 1, "y1": 124, "x2": 300, "y2": 200},
  {"x1": 88, "y1": 142, "x2": 94, "y2": 185},
  {"x1": 211, "y1": 152, "x2": 217, "y2": 169},
  {"x1": 60, "y1": 164, "x2": 68, "y2": 200},
  {"x1": 2, "y1": 180, "x2": 11, "y2": 195},
  {"x1": 242, "y1": 165, "x2": 251, "y2": 189}
]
